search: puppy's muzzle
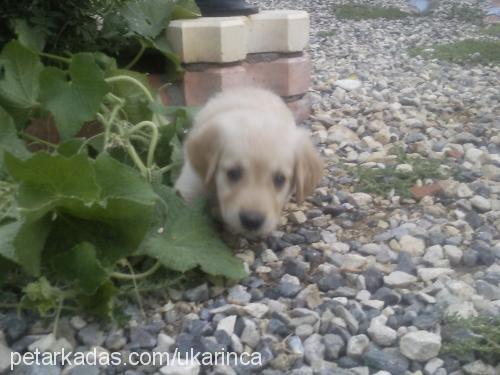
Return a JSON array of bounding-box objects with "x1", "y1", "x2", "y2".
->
[{"x1": 239, "y1": 210, "x2": 265, "y2": 231}]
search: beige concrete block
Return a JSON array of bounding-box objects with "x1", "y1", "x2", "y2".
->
[
  {"x1": 247, "y1": 10, "x2": 309, "y2": 53},
  {"x1": 167, "y1": 17, "x2": 247, "y2": 63}
]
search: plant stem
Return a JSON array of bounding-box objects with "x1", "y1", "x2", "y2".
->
[
  {"x1": 105, "y1": 75, "x2": 154, "y2": 103},
  {"x1": 52, "y1": 298, "x2": 64, "y2": 337},
  {"x1": 126, "y1": 121, "x2": 159, "y2": 169},
  {"x1": 39, "y1": 52, "x2": 71, "y2": 64},
  {"x1": 110, "y1": 261, "x2": 161, "y2": 281},
  {"x1": 125, "y1": 41, "x2": 147, "y2": 70},
  {"x1": 19, "y1": 132, "x2": 57, "y2": 149}
]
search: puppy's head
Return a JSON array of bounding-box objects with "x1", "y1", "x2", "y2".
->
[{"x1": 186, "y1": 111, "x2": 322, "y2": 236}]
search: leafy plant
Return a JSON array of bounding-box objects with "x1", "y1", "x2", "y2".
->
[
  {"x1": 409, "y1": 39, "x2": 500, "y2": 66},
  {"x1": 0, "y1": 40, "x2": 247, "y2": 318},
  {"x1": 333, "y1": 4, "x2": 409, "y2": 20},
  {"x1": 446, "y1": 5, "x2": 484, "y2": 24},
  {"x1": 0, "y1": 0, "x2": 200, "y2": 75},
  {"x1": 442, "y1": 315, "x2": 500, "y2": 365},
  {"x1": 352, "y1": 148, "x2": 445, "y2": 198}
]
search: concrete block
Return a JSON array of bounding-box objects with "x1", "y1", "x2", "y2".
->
[
  {"x1": 247, "y1": 10, "x2": 309, "y2": 53},
  {"x1": 167, "y1": 17, "x2": 247, "y2": 63}
]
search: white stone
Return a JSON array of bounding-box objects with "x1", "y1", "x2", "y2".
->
[
  {"x1": 367, "y1": 316, "x2": 397, "y2": 346},
  {"x1": 160, "y1": 359, "x2": 200, "y2": 375},
  {"x1": 417, "y1": 267, "x2": 454, "y2": 282},
  {"x1": 465, "y1": 148, "x2": 484, "y2": 164},
  {"x1": 395, "y1": 163, "x2": 414, "y2": 173},
  {"x1": 334, "y1": 79, "x2": 362, "y2": 91},
  {"x1": 0, "y1": 342, "x2": 12, "y2": 374},
  {"x1": 351, "y1": 192, "x2": 373, "y2": 207},
  {"x1": 446, "y1": 301, "x2": 478, "y2": 319},
  {"x1": 424, "y1": 358, "x2": 444, "y2": 374},
  {"x1": 347, "y1": 334, "x2": 370, "y2": 357},
  {"x1": 470, "y1": 195, "x2": 491, "y2": 212},
  {"x1": 383, "y1": 271, "x2": 418, "y2": 288},
  {"x1": 290, "y1": 211, "x2": 308, "y2": 224},
  {"x1": 443, "y1": 245, "x2": 463, "y2": 265},
  {"x1": 70, "y1": 316, "x2": 87, "y2": 330},
  {"x1": 400, "y1": 331, "x2": 441, "y2": 361},
  {"x1": 261, "y1": 249, "x2": 279, "y2": 263},
  {"x1": 399, "y1": 235, "x2": 426, "y2": 256},
  {"x1": 247, "y1": 10, "x2": 309, "y2": 53},
  {"x1": 423, "y1": 245, "x2": 444, "y2": 265},
  {"x1": 28, "y1": 333, "x2": 56, "y2": 352},
  {"x1": 167, "y1": 17, "x2": 247, "y2": 63},
  {"x1": 155, "y1": 333, "x2": 175, "y2": 353},
  {"x1": 462, "y1": 360, "x2": 497, "y2": 375},
  {"x1": 217, "y1": 315, "x2": 237, "y2": 335},
  {"x1": 456, "y1": 183, "x2": 473, "y2": 198}
]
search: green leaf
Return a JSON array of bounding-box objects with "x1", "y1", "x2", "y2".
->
[
  {"x1": 0, "y1": 41, "x2": 43, "y2": 128},
  {"x1": 13, "y1": 19, "x2": 46, "y2": 52},
  {"x1": 78, "y1": 281, "x2": 118, "y2": 318},
  {"x1": 39, "y1": 53, "x2": 110, "y2": 140},
  {"x1": 5, "y1": 152, "x2": 100, "y2": 221},
  {"x1": 171, "y1": 0, "x2": 201, "y2": 19},
  {"x1": 6, "y1": 152, "x2": 156, "y2": 268},
  {"x1": 121, "y1": 0, "x2": 175, "y2": 39},
  {"x1": 53, "y1": 242, "x2": 109, "y2": 295},
  {"x1": 56, "y1": 138, "x2": 87, "y2": 157},
  {"x1": 0, "y1": 106, "x2": 29, "y2": 171},
  {"x1": 108, "y1": 69, "x2": 153, "y2": 123},
  {"x1": 139, "y1": 186, "x2": 248, "y2": 280},
  {"x1": 150, "y1": 36, "x2": 183, "y2": 80}
]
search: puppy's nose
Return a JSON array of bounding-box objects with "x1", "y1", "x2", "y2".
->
[{"x1": 239, "y1": 211, "x2": 265, "y2": 231}]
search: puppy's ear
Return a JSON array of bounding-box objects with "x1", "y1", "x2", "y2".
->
[
  {"x1": 185, "y1": 125, "x2": 221, "y2": 185},
  {"x1": 293, "y1": 129, "x2": 323, "y2": 203}
]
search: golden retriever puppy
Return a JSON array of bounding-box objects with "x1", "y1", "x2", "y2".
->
[{"x1": 175, "y1": 87, "x2": 323, "y2": 236}]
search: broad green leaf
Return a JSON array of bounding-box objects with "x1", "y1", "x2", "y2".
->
[
  {"x1": 53, "y1": 242, "x2": 109, "y2": 295},
  {"x1": 0, "y1": 215, "x2": 51, "y2": 276},
  {"x1": 56, "y1": 138, "x2": 87, "y2": 157},
  {"x1": 5, "y1": 152, "x2": 100, "y2": 221},
  {"x1": 13, "y1": 19, "x2": 46, "y2": 52},
  {"x1": 6, "y1": 152, "x2": 156, "y2": 267},
  {"x1": 0, "y1": 106, "x2": 29, "y2": 171},
  {"x1": 78, "y1": 281, "x2": 118, "y2": 318},
  {"x1": 150, "y1": 36, "x2": 183, "y2": 80},
  {"x1": 171, "y1": 0, "x2": 201, "y2": 19},
  {"x1": 0, "y1": 220, "x2": 20, "y2": 263},
  {"x1": 108, "y1": 69, "x2": 153, "y2": 123},
  {"x1": 139, "y1": 186, "x2": 248, "y2": 279},
  {"x1": 39, "y1": 53, "x2": 110, "y2": 140},
  {"x1": 14, "y1": 216, "x2": 52, "y2": 275},
  {"x1": 0, "y1": 41, "x2": 43, "y2": 128},
  {"x1": 121, "y1": 0, "x2": 175, "y2": 39}
]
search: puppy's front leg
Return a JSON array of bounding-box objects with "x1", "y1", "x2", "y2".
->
[{"x1": 174, "y1": 160, "x2": 204, "y2": 202}]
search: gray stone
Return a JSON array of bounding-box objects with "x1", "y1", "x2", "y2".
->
[
  {"x1": 364, "y1": 348, "x2": 409, "y2": 375},
  {"x1": 476, "y1": 280, "x2": 500, "y2": 300},
  {"x1": 384, "y1": 271, "x2": 417, "y2": 288},
  {"x1": 227, "y1": 285, "x2": 251, "y2": 305},
  {"x1": 184, "y1": 283, "x2": 209, "y2": 302},
  {"x1": 347, "y1": 334, "x2": 369, "y2": 358},
  {"x1": 304, "y1": 333, "x2": 325, "y2": 366},
  {"x1": 400, "y1": 331, "x2": 441, "y2": 361},
  {"x1": 323, "y1": 334, "x2": 345, "y2": 360},
  {"x1": 279, "y1": 274, "x2": 302, "y2": 297}
]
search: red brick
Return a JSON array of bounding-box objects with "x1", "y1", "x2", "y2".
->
[
  {"x1": 244, "y1": 53, "x2": 311, "y2": 97},
  {"x1": 410, "y1": 182, "x2": 444, "y2": 200},
  {"x1": 183, "y1": 65, "x2": 249, "y2": 106},
  {"x1": 286, "y1": 94, "x2": 311, "y2": 123}
]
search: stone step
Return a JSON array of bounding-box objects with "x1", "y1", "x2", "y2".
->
[{"x1": 167, "y1": 10, "x2": 309, "y2": 63}]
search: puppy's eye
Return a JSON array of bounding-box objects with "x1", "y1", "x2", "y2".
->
[
  {"x1": 227, "y1": 167, "x2": 242, "y2": 182},
  {"x1": 273, "y1": 172, "x2": 286, "y2": 189}
]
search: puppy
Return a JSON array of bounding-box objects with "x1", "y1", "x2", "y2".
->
[{"x1": 175, "y1": 87, "x2": 323, "y2": 236}]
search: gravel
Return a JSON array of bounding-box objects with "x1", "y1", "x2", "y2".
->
[{"x1": 2, "y1": 1, "x2": 500, "y2": 375}]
